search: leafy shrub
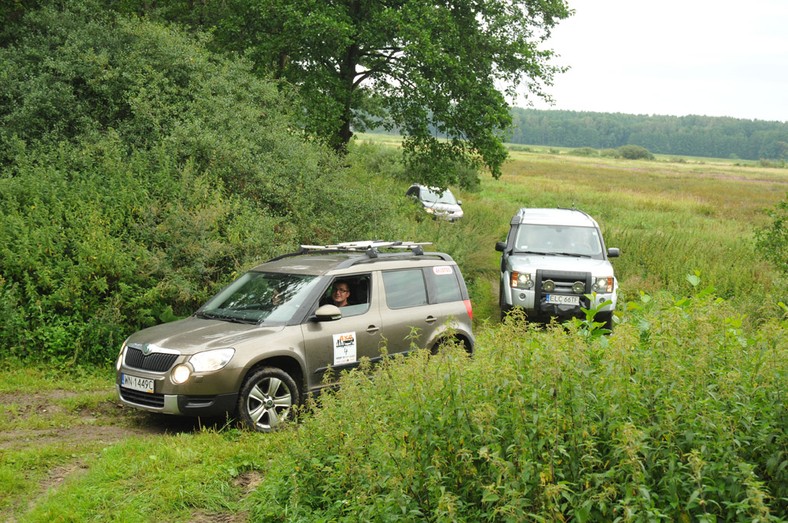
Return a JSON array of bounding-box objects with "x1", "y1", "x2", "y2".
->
[
  {"x1": 248, "y1": 284, "x2": 787, "y2": 521},
  {"x1": 569, "y1": 147, "x2": 599, "y2": 157},
  {"x1": 755, "y1": 194, "x2": 788, "y2": 276},
  {"x1": 0, "y1": 4, "x2": 413, "y2": 364},
  {"x1": 618, "y1": 144, "x2": 655, "y2": 160}
]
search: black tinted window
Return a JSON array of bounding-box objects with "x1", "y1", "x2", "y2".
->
[{"x1": 383, "y1": 269, "x2": 428, "y2": 309}]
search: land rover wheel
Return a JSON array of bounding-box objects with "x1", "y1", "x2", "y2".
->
[
  {"x1": 238, "y1": 367, "x2": 300, "y2": 432},
  {"x1": 499, "y1": 285, "x2": 512, "y2": 320}
]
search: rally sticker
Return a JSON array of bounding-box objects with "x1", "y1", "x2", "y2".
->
[
  {"x1": 433, "y1": 265, "x2": 454, "y2": 275},
  {"x1": 333, "y1": 332, "x2": 357, "y2": 365}
]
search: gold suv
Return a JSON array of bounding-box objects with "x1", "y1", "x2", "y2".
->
[{"x1": 116, "y1": 241, "x2": 475, "y2": 432}]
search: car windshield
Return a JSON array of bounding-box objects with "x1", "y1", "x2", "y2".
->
[
  {"x1": 196, "y1": 272, "x2": 320, "y2": 324},
  {"x1": 420, "y1": 187, "x2": 458, "y2": 205},
  {"x1": 514, "y1": 224, "x2": 603, "y2": 258}
]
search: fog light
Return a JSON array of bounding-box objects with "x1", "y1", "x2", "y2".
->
[
  {"x1": 171, "y1": 364, "x2": 192, "y2": 384},
  {"x1": 572, "y1": 281, "x2": 585, "y2": 294},
  {"x1": 542, "y1": 279, "x2": 555, "y2": 292}
]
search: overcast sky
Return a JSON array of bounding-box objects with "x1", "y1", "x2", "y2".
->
[{"x1": 525, "y1": 0, "x2": 788, "y2": 122}]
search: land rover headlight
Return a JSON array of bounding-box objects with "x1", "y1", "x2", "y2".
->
[
  {"x1": 592, "y1": 277, "x2": 614, "y2": 293},
  {"x1": 511, "y1": 271, "x2": 534, "y2": 289},
  {"x1": 190, "y1": 348, "x2": 235, "y2": 372}
]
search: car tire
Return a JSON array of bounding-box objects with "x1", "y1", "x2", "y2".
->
[
  {"x1": 499, "y1": 285, "x2": 512, "y2": 321},
  {"x1": 237, "y1": 367, "x2": 300, "y2": 432}
]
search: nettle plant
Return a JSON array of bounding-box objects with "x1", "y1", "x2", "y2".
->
[{"x1": 247, "y1": 275, "x2": 786, "y2": 521}]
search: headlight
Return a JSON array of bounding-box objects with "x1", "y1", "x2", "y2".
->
[
  {"x1": 572, "y1": 281, "x2": 586, "y2": 294},
  {"x1": 592, "y1": 277, "x2": 614, "y2": 293},
  {"x1": 189, "y1": 348, "x2": 235, "y2": 372},
  {"x1": 425, "y1": 207, "x2": 435, "y2": 214},
  {"x1": 542, "y1": 279, "x2": 555, "y2": 292},
  {"x1": 511, "y1": 271, "x2": 534, "y2": 289}
]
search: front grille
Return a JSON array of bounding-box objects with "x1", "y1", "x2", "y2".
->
[
  {"x1": 124, "y1": 346, "x2": 179, "y2": 372},
  {"x1": 120, "y1": 387, "x2": 165, "y2": 408},
  {"x1": 535, "y1": 269, "x2": 592, "y2": 314}
]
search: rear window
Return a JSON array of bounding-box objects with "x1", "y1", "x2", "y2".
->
[{"x1": 430, "y1": 265, "x2": 462, "y2": 303}]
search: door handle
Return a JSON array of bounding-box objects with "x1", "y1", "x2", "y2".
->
[
  {"x1": 366, "y1": 325, "x2": 379, "y2": 334},
  {"x1": 425, "y1": 315, "x2": 437, "y2": 324}
]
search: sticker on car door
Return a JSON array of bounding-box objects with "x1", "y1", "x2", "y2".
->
[{"x1": 333, "y1": 331, "x2": 357, "y2": 365}]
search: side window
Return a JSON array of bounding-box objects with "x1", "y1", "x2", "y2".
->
[
  {"x1": 320, "y1": 274, "x2": 371, "y2": 317},
  {"x1": 382, "y1": 269, "x2": 428, "y2": 309},
  {"x1": 429, "y1": 265, "x2": 462, "y2": 303}
]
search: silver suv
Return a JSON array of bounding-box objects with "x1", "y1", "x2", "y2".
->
[
  {"x1": 495, "y1": 209, "x2": 620, "y2": 328},
  {"x1": 406, "y1": 184, "x2": 464, "y2": 222},
  {"x1": 116, "y1": 241, "x2": 474, "y2": 432}
]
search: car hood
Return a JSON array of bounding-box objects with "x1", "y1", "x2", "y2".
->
[
  {"x1": 126, "y1": 316, "x2": 287, "y2": 355},
  {"x1": 508, "y1": 254, "x2": 614, "y2": 274}
]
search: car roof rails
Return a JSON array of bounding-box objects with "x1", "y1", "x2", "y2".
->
[{"x1": 300, "y1": 240, "x2": 433, "y2": 258}]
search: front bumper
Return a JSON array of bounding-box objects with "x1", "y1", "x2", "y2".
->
[{"x1": 116, "y1": 384, "x2": 238, "y2": 417}]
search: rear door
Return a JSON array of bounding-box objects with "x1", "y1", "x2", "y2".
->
[{"x1": 378, "y1": 264, "x2": 470, "y2": 353}]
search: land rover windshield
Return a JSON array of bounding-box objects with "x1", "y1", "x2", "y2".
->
[
  {"x1": 514, "y1": 224, "x2": 604, "y2": 259},
  {"x1": 196, "y1": 272, "x2": 320, "y2": 324}
]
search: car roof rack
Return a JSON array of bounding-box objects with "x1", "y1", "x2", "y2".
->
[{"x1": 299, "y1": 240, "x2": 432, "y2": 258}]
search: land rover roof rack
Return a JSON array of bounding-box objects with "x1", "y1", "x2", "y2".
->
[{"x1": 299, "y1": 240, "x2": 432, "y2": 257}]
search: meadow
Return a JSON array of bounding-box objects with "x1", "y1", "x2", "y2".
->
[{"x1": 1, "y1": 147, "x2": 786, "y2": 522}]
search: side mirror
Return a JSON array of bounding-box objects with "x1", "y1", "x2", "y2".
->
[
  {"x1": 457, "y1": 200, "x2": 463, "y2": 206},
  {"x1": 495, "y1": 241, "x2": 507, "y2": 252},
  {"x1": 314, "y1": 304, "x2": 342, "y2": 321},
  {"x1": 607, "y1": 247, "x2": 620, "y2": 258}
]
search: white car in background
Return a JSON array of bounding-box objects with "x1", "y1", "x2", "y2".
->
[{"x1": 406, "y1": 184, "x2": 464, "y2": 222}]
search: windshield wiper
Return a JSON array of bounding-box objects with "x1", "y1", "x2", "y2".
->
[{"x1": 195, "y1": 310, "x2": 255, "y2": 324}]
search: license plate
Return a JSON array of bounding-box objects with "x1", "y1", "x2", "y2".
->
[
  {"x1": 546, "y1": 294, "x2": 580, "y2": 306},
  {"x1": 121, "y1": 373, "x2": 154, "y2": 394}
]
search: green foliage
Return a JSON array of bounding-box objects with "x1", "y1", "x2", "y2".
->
[
  {"x1": 618, "y1": 144, "x2": 655, "y2": 160},
  {"x1": 0, "y1": 4, "x2": 413, "y2": 365},
  {"x1": 569, "y1": 147, "x2": 600, "y2": 157},
  {"x1": 755, "y1": 194, "x2": 788, "y2": 276},
  {"x1": 125, "y1": 0, "x2": 571, "y2": 185},
  {"x1": 245, "y1": 287, "x2": 786, "y2": 521}
]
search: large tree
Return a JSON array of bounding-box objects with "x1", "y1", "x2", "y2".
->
[
  {"x1": 131, "y1": 0, "x2": 571, "y2": 186},
  {"x1": 222, "y1": 0, "x2": 569, "y2": 183}
]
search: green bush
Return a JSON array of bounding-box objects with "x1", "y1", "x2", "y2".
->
[
  {"x1": 569, "y1": 147, "x2": 600, "y2": 157},
  {"x1": 248, "y1": 286, "x2": 787, "y2": 521},
  {"x1": 618, "y1": 144, "x2": 655, "y2": 160},
  {"x1": 755, "y1": 194, "x2": 788, "y2": 276},
  {"x1": 0, "y1": 4, "x2": 414, "y2": 365}
]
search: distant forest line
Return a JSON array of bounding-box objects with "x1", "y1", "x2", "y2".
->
[{"x1": 508, "y1": 109, "x2": 788, "y2": 161}]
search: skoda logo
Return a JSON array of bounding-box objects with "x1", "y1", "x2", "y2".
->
[{"x1": 141, "y1": 344, "x2": 153, "y2": 356}]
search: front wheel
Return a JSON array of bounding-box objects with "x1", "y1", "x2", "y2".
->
[{"x1": 237, "y1": 367, "x2": 300, "y2": 432}]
